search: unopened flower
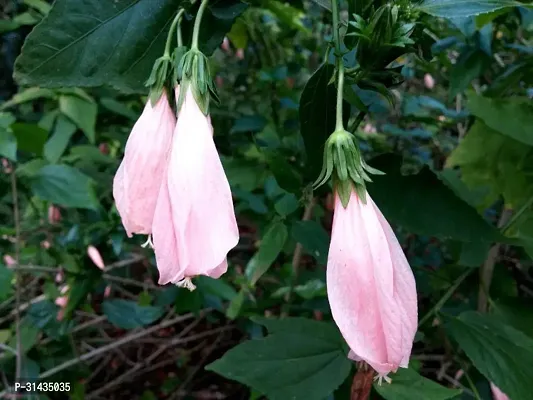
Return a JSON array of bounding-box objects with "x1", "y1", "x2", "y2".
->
[
  {"x1": 327, "y1": 190, "x2": 417, "y2": 382},
  {"x1": 424, "y1": 73, "x2": 435, "y2": 89},
  {"x1": 48, "y1": 205, "x2": 62, "y2": 224},
  {"x1": 87, "y1": 245, "x2": 105, "y2": 270},
  {"x1": 490, "y1": 383, "x2": 510, "y2": 400},
  {"x1": 152, "y1": 88, "x2": 239, "y2": 288},
  {"x1": 113, "y1": 91, "x2": 176, "y2": 237}
]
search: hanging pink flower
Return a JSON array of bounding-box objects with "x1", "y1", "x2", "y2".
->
[
  {"x1": 152, "y1": 88, "x2": 239, "y2": 288},
  {"x1": 327, "y1": 190, "x2": 417, "y2": 382},
  {"x1": 113, "y1": 91, "x2": 176, "y2": 237},
  {"x1": 490, "y1": 383, "x2": 510, "y2": 400}
]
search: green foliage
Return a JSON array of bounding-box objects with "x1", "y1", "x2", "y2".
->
[
  {"x1": 102, "y1": 300, "x2": 165, "y2": 329},
  {"x1": 417, "y1": 0, "x2": 525, "y2": 18},
  {"x1": 446, "y1": 312, "x2": 533, "y2": 400},
  {"x1": 374, "y1": 368, "x2": 461, "y2": 400},
  {"x1": 206, "y1": 318, "x2": 352, "y2": 400}
]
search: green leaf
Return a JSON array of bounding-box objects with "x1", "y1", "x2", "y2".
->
[
  {"x1": 0, "y1": 263, "x2": 14, "y2": 302},
  {"x1": 468, "y1": 94, "x2": 533, "y2": 146},
  {"x1": 10, "y1": 123, "x2": 48, "y2": 156},
  {"x1": 230, "y1": 115, "x2": 267, "y2": 134},
  {"x1": 446, "y1": 311, "x2": 533, "y2": 400},
  {"x1": 44, "y1": 115, "x2": 78, "y2": 163},
  {"x1": 265, "y1": 152, "x2": 302, "y2": 194},
  {"x1": 492, "y1": 297, "x2": 533, "y2": 338},
  {"x1": 206, "y1": 317, "x2": 351, "y2": 400},
  {"x1": 0, "y1": 87, "x2": 56, "y2": 110},
  {"x1": 0, "y1": 129, "x2": 17, "y2": 161},
  {"x1": 417, "y1": 0, "x2": 523, "y2": 19},
  {"x1": 59, "y1": 95, "x2": 97, "y2": 143},
  {"x1": 449, "y1": 49, "x2": 490, "y2": 97},
  {"x1": 226, "y1": 290, "x2": 245, "y2": 320},
  {"x1": 299, "y1": 63, "x2": 349, "y2": 181},
  {"x1": 368, "y1": 154, "x2": 502, "y2": 242},
  {"x1": 245, "y1": 221, "x2": 288, "y2": 285},
  {"x1": 447, "y1": 120, "x2": 533, "y2": 208},
  {"x1": 103, "y1": 299, "x2": 165, "y2": 329},
  {"x1": 30, "y1": 164, "x2": 98, "y2": 209},
  {"x1": 374, "y1": 368, "x2": 461, "y2": 400},
  {"x1": 14, "y1": 0, "x2": 244, "y2": 93},
  {"x1": 195, "y1": 276, "x2": 238, "y2": 302},
  {"x1": 291, "y1": 220, "x2": 329, "y2": 265},
  {"x1": 274, "y1": 193, "x2": 300, "y2": 216}
]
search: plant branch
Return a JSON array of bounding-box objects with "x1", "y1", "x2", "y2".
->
[
  {"x1": 331, "y1": 0, "x2": 345, "y2": 131},
  {"x1": 192, "y1": 0, "x2": 209, "y2": 50},
  {"x1": 10, "y1": 168, "x2": 22, "y2": 380}
]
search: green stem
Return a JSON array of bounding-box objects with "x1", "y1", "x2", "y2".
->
[
  {"x1": 164, "y1": 9, "x2": 185, "y2": 57},
  {"x1": 331, "y1": 0, "x2": 345, "y2": 131},
  {"x1": 192, "y1": 0, "x2": 210, "y2": 50},
  {"x1": 501, "y1": 194, "x2": 533, "y2": 234}
]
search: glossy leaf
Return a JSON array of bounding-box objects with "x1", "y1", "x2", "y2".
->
[
  {"x1": 59, "y1": 95, "x2": 97, "y2": 143},
  {"x1": 417, "y1": 0, "x2": 523, "y2": 19}
]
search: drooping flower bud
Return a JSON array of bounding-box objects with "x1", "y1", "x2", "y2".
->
[
  {"x1": 113, "y1": 90, "x2": 175, "y2": 237},
  {"x1": 152, "y1": 87, "x2": 239, "y2": 288},
  {"x1": 327, "y1": 189, "x2": 417, "y2": 382}
]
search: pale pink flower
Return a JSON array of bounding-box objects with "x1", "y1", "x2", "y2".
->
[
  {"x1": 221, "y1": 37, "x2": 231, "y2": 52},
  {"x1": 152, "y1": 88, "x2": 239, "y2": 288},
  {"x1": 55, "y1": 285, "x2": 69, "y2": 308},
  {"x1": 327, "y1": 190, "x2": 417, "y2": 381},
  {"x1": 424, "y1": 73, "x2": 435, "y2": 89},
  {"x1": 113, "y1": 91, "x2": 176, "y2": 237},
  {"x1": 87, "y1": 245, "x2": 105, "y2": 270},
  {"x1": 490, "y1": 383, "x2": 510, "y2": 400},
  {"x1": 3, "y1": 254, "x2": 15, "y2": 266},
  {"x1": 236, "y1": 48, "x2": 244, "y2": 60},
  {"x1": 104, "y1": 285, "x2": 112, "y2": 298}
]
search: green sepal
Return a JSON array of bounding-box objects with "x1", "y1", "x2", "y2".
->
[
  {"x1": 172, "y1": 45, "x2": 189, "y2": 85},
  {"x1": 176, "y1": 48, "x2": 215, "y2": 115},
  {"x1": 145, "y1": 55, "x2": 172, "y2": 106},
  {"x1": 336, "y1": 177, "x2": 352, "y2": 209}
]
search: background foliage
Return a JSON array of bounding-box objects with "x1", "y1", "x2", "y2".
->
[{"x1": 1, "y1": 0, "x2": 533, "y2": 399}]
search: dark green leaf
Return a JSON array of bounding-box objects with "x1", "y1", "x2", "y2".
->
[
  {"x1": 468, "y1": 94, "x2": 533, "y2": 146},
  {"x1": 0, "y1": 129, "x2": 17, "y2": 161},
  {"x1": 492, "y1": 297, "x2": 533, "y2": 338},
  {"x1": 417, "y1": 0, "x2": 523, "y2": 19},
  {"x1": 245, "y1": 221, "x2": 288, "y2": 285},
  {"x1": 291, "y1": 220, "x2": 329, "y2": 265},
  {"x1": 446, "y1": 311, "x2": 533, "y2": 400},
  {"x1": 374, "y1": 368, "x2": 461, "y2": 400},
  {"x1": 449, "y1": 49, "x2": 490, "y2": 97},
  {"x1": 11, "y1": 123, "x2": 48, "y2": 156},
  {"x1": 14, "y1": 0, "x2": 241, "y2": 93},
  {"x1": 30, "y1": 164, "x2": 99, "y2": 209},
  {"x1": 103, "y1": 299, "x2": 165, "y2": 329},
  {"x1": 368, "y1": 154, "x2": 502, "y2": 242},
  {"x1": 196, "y1": 276, "x2": 238, "y2": 302},
  {"x1": 44, "y1": 114, "x2": 78, "y2": 163},
  {"x1": 0, "y1": 263, "x2": 14, "y2": 302},
  {"x1": 206, "y1": 317, "x2": 351, "y2": 400},
  {"x1": 274, "y1": 193, "x2": 300, "y2": 216},
  {"x1": 230, "y1": 115, "x2": 268, "y2": 134},
  {"x1": 265, "y1": 152, "x2": 302, "y2": 194},
  {"x1": 59, "y1": 95, "x2": 97, "y2": 143}
]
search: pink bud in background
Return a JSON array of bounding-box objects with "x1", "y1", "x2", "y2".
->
[
  {"x1": 113, "y1": 90, "x2": 176, "y2": 237},
  {"x1": 48, "y1": 205, "x2": 62, "y2": 224},
  {"x1": 2, "y1": 158, "x2": 12, "y2": 174},
  {"x1": 87, "y1": 245, "x2": 105, "y2": 270},
  {"x1": 152, "y1": 88, "x2": 239, "y2": 288},
  {"x1": 55, "y1": 285, "x2": 69, "y2": 308},
  {"x1": 104, "y1": 285, "x2": 112, "y2": 298},
  {"x1": 327, "y1": 190, "x2": 417, "y2": 382},
  {"x1": 3, "y1": 254, "x2": 15, "y2": 266},
  {"x1": 236, "y1": 48, "x2": 244, "y2": 60},
  {"x1": 490, "y1": 383, "x2": 510, "y2": 400},
  {"x1": 424, "y1": 73, "x2": 435, "y2": 89},
  {"x1": 55, "y1": 268, "x2": 64, "y2": 283},
  {"x1": 221, "y1": 37, "x2": 231, "y2": 52},
  {"x1": 99, "y1": 143, "x2": 109, "y2": 155}
]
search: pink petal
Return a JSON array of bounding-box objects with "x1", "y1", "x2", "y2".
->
[
  {"x1": 113, "y1": 91, "x2": 176, "y2": 236},
  {"x1": 490, "y1": 383, "x2": 510, "y2": 400},
  {"x1": 153, "y1": 89, "x2": 238, "y2": 284},
  {"x1": 327, "y1": 190, "x2": 417, "y2": 375}
]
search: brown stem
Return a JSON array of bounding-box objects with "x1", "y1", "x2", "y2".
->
[
  {"x1": 351, "y1": 362, "x2": 374, "y2": 400},
  {"x1": 477, "y1": 208, "x2": 513, "y2": 312}
]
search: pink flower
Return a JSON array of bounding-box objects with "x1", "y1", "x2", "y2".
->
[
  {"x1": 424, "y1": 73, "x2": 435, "y2": 89},
  {"x1": 87, "y1": 245, "x2": 105, "y2": 270},
  {"x1": 327, "y1": 190, "x2": 417, "y2": 381},
  {"x1": 113, "y1": 91, "x2": 176, "y2": 237},
  {"x1": 3, "y1": 254, "x2": 15, "y2": 267},
  {"x1": 235, "y1": 48, "x2": 244, "y2": 60},
  {"x1": 152, "y1": 88, "x2": 239, "y2": 288},
  {"x1": 55, "y1": 285, "x2": 69, "y2": 308},
  {"x1": 490, "y1": 383, "x2": 510, "y2": 400}
]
